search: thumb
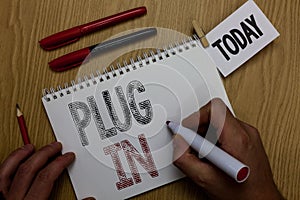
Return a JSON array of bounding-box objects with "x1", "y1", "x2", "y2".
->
[{"x1": 173, "y1": 134, "x2": 219, "y2": 188}]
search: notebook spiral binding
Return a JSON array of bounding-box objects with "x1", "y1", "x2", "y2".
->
[{"x1": 43, "y1": 35, "x2": 201, "y2": 102}]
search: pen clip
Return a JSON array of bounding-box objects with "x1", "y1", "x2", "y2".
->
[{"x1": 42, "y1": 37, "x2": 80, "y2": 51}]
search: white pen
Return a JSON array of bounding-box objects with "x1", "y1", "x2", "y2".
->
[{"x1": 167, "y1": 121, "x2": 250, "y2": 183}]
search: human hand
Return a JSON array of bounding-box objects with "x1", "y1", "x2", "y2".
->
[
  {"x1": 0, "y1": 142, "x2": 79, "y2": 200},
  {"x1": 172, "y1": 99, "x2": 284, "y2": 200}
]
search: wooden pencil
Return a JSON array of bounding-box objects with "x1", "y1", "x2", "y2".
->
[{"x1": 16, "y1": 104, "x2": 30, "y2": 144}]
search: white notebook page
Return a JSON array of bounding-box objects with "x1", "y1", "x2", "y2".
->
[{"x1": 42, "y1": 40, "x2": 232, "y2": 199}]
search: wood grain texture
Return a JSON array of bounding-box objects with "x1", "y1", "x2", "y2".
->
[{"x1": 0, "y1": 0, "x2": 299, "y2": 199}]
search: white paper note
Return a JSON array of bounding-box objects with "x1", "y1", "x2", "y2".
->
[{"x1": 205, "y1": 0, "x2": 280, "y2": 77}]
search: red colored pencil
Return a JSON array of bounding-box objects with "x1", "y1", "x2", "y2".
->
[{"x1": 16, "y1": 104, "x2": 30, "y2": 144}]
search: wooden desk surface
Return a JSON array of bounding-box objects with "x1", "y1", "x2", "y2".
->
[{"x1": 0, "y1": 0, "x2": 299, "y2": 199}]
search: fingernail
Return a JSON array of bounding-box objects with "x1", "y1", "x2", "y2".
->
[
  {"x1": 65, "y1": 152, "x2": 76, "y2": 159},
  {"x1": 82, "y1": 197, "x2": 96, "y2": 200},
  {"x1": 50, "y1": 141, "x2": 58, "y2": 145},
  {"x1": 173, "y1": 134, "x2": 187, "y2": 150},
  {"x1": 50, "y1": 141, "x2": 61, "y2": 147},
  {"x1": 21, "y1": 144, "x2": 34, "y2": 150}
]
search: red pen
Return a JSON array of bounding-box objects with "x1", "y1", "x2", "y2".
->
[
  {"x1": 49, "y1": 28, "x2": 157, "y2": 72},
  {"x1": 39, "y1": 6, "x2": 147, "y2": 50}
]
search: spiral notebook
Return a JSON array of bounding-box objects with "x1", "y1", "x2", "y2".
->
[{"x1": 42, "y1": 37, "x2": 232, "y2": 199}]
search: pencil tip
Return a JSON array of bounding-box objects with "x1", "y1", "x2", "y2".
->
[
  {"x1": 16, "y1": 104, "x2": 23, "y2": 116},
  {"x1": 166, "y1": 121, "x2": 170, "y2": 125}
]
